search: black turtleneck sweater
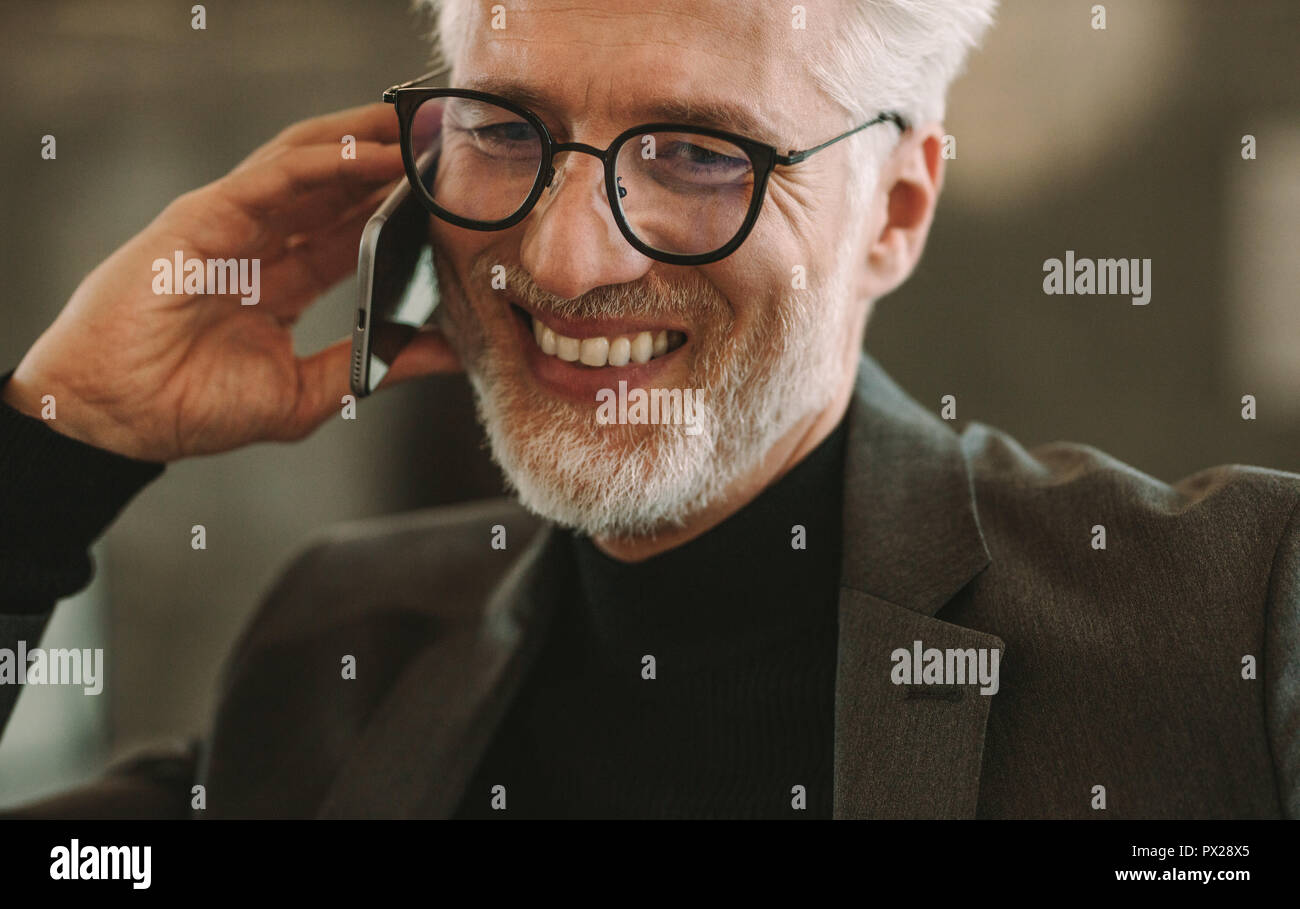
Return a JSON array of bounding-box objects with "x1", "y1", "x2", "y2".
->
[{"x1": 453, "y1": 418, "x2": 849, "y2": 819}]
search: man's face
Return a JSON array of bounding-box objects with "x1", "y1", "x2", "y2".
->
[{"x1": 429, "y1": 0, "x2": 877, "y2": 541}]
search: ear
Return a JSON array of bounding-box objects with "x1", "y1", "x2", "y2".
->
[{"x1": 858, "y1": 122, "x2": 947, "y2": 300}]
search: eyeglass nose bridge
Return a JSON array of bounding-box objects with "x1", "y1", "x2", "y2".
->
[{"x1": 543, "y1": 140, "x2": 613, "y2": 190}]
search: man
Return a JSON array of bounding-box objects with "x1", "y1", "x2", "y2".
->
[{"x1": 1, "y1": 0, "x2": 1297, "y2": 819}]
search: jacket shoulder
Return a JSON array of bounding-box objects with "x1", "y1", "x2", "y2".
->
[
  {"x1": 955, "y1": 422, "x2": 1300, "y2": 817},
  {"x1": 246, "y1": 496, "x2": 542, "y2": 643},
  {"x1": 960, "y1": 420, "x2": 1300, "y2": 559},
  {"x1": 957, "y1": 420, "x2": 1300, "y2": 634}
]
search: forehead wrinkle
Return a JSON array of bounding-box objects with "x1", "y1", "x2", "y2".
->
[
  {"x1": 460, "y1": 74, "x2": 782, "y2": 144},
  {"x1": 453, "y1": 0, "x2": 812, "y2": 77},
  {"x1": 455, "y1": 3, "x2": 834, "y2": 145}
]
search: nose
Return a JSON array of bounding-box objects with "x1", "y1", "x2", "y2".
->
[{"x1": 519, "y1": 148, "x2": 653, "y2": 301}]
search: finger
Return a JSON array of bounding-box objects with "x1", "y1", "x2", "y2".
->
[
  {"x1": 237, "y1": 103, "x2": 401, "y2": 169},
  {"x1": 144, "y1": 176, "x2": 401, "y2": 322},
  {"x1": 285, "y1": 330, "x2": 461, "y2": 438},
  {"x1": 300, "y1": 176, "x2": 402, "y2": 241},
  {"x1": 283, "y1": 337, "x2": 354, "y2": 440},
  {"x1": 220, "y1": 140, "x2": 405, "y2": 222},
  {"x1": 245, "y1": 153, "x2": 406, "y2": 246},
  {"x1": 180, "y1": 142, "x2": 407, "y2": 254},
  {"x1": 376, "y1": 328, "x2": 462, "y2": 387},
  {"x1": 257, "y1": 181, "x2": 407, "y2": 317}
]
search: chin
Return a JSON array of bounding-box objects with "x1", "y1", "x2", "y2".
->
[{"x1": 465, "y1": 364, "x2": 724, "y2": 538}]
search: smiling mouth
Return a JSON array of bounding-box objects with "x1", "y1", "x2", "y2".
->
[{"x1": 509, "y1": 303, "x2": 687, "y2": 368}]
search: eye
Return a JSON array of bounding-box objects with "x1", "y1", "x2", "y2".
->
[
  {"x1": 642, "y1": 137, "x2": 752, "y2": 189},
  {"x1": 443, "y1": 99, "x2": 541, "y2": 159},
  {"x1": 663, "y1": 140, "x2": 747, "y2": 170},
  {"x1": 470, "y1": 122, "x2": 536, "y2": 145}
]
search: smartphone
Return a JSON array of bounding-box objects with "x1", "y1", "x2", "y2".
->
[{"x1": 350, "y1": 157, "x2": 440, "y2": 398}]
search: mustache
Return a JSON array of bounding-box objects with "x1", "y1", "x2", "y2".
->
[{"x1": 471, "y1": 259, "x2": 728, "y2": 325}]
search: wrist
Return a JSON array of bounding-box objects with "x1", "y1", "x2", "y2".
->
[
  {"x1": 0, "y1": 371, "x2": 46, "y2": 420},
  {"x1": 1, "y1": 369, "x2": 142, "y2": 460}
]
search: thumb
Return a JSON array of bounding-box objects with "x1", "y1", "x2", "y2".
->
[
  {"x1": 375, "y1": 326, "x2": 462, "y2": 388},
  {"x1": 286, "y1": 328, "x2": 463, "y2": 439},
  {"x1": 286, "y1": 337, "x2": 354, "y2": 438}
]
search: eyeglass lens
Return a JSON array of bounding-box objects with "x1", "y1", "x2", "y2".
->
[{"x1": 409, "y1": 95, "x2": 757, "y2": 258}]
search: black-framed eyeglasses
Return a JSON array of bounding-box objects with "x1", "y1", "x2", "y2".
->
[{"x1": 383, "y1": 68, "x2": 908, "y2": 265}]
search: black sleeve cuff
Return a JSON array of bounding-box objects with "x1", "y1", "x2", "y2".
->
[{"x1": 0, "y1": 368, "x2": 165, "y2": 610}]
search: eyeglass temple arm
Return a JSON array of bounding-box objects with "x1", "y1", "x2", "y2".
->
[
  {"x1": 382, "y1": 61, "x2": 453, "y2": 102},
  {"x1": 775, "y1": 111, "x2": 908, "y2": 166}
]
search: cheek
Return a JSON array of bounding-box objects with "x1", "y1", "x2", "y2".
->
[
  {"x1": 759, "y1": 177, "x2": 865, "y2": 288},
  {"x1": 428, "y1": 221, "x2": 503, "y2": 319},
  {"x1": 703, "y1": 227, "x2": 809, "y2": 334},
  {"x1": 428, "y1": 219, "x2": 481, "y2": 286}
]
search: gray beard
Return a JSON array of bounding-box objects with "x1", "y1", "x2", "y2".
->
[{"x1": 451, "y1": 259, "x2": 853, "y2": 542}]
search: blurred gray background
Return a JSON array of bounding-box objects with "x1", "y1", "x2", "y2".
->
[{"x1": 0, "y1": 0, "x2": 1296, "y2": 806}]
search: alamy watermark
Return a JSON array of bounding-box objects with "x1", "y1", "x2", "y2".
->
[
  {"x1": 595, "y1": 381, "x2": 707, "y2": 436},
  {"x1": 152, "y1": 250, "x2": 260, "y2": 305},
  {"x1": 0, "y1": 641, "x2": 103, "y2": 695},
  {"x1": 50, "y1": 840, "x2": 150, "y2": 889},
  {"x1": 1042, "y1": 250, "x2": 1151, "y2": 305},
  {"x1": 891, "y1": 640, "x2": 1000, "y2": 695}
]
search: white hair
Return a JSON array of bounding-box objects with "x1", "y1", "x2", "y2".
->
[
  {"x1": 413, "y1": 0, "x2": 997, "y2": 129},
  {"x1": 805, "y1": 0, "x2": 999, "y2": 203},
  {"x1": 809, "y1": 0, "x2": 997, "y2": 128}
]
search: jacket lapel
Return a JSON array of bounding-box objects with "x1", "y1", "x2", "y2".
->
[
  {"x1": 833, "y1": 353, "x2": 1000, "y2": 818},
  {"x1": 317, "y1": 523, "x2": 569, "y2": 818}
]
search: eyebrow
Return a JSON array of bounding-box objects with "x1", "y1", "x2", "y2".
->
[{"x1": 459, "y1": 77, "x2": 782, "y2": 146}]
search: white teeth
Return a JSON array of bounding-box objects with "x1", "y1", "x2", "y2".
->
[
  {"x1": 579, "y1": 337, "x2": 610, "y2": 367},
  {"x1": 556, "y1": 335, "x2": 581, "y2": 362},
  {"x1": 630, "y1": 331, "x2": 653, "y2": 364},
  {"x1": 608, "y1": 336, "x2": 631, "y2": 367},
  {"x1": 527, "y1": 314, "x2": 680, "y2": 367}
]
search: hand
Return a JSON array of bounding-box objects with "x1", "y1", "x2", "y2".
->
[{"x1": 2, "y1": 103, "x2": 459, "y2": 462}]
